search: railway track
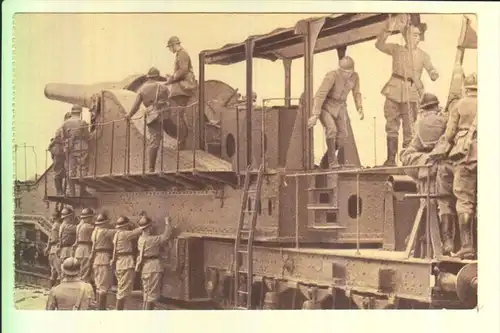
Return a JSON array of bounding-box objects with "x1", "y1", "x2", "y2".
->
[{"x1": 15, "y1": 265, "x2": 214, "y2": 310}]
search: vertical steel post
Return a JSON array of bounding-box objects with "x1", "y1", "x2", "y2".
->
[
  {"x1": 110, "y1": 121, "x2": 115, "y2": 174},
  {"x1": 94, "y1": 124, "x2": 98, "y2": 177},
  {"x1": 245, "y1": 38, "x2": 254, "y2": 168},
  {"x1": 143, "y1": 114, "x2": 147, "y2": 174},
  {"x1": 426, "y1": 165, "x2": 431, "y2": 258},
  {"x1": 198, "y1": 52, "x2": 206, "y2": 150},
  {"x1": 283, "y1": 59, "x2": 292, "y2": 108},
  {"x1": 295, "y1": 176, "x2": 300, "y2": 249}
]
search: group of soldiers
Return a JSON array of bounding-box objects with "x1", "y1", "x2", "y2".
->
[
  {"x1": 45, "y1": 207, "x2": 174, "y2": 310},
  {"x1": 309, "y1": 17, "x2": 477, "y2": 259},
  {"x1": 48, "y1": 36, "x2": 197, "y2": 193}
]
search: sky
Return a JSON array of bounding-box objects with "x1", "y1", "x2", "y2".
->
[{"x1": 13, "y1": 13, "x2": 477, "y2": 180}]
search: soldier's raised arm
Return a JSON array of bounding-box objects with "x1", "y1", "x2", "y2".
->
[
  {"x1": 423, "y1": 52, "x2": 439, "y2": 81},
  {"x1": 375, "y1": 21, "x2": 397, "y2": 55},
  {"x1": 126, "y1": 91, "x2": 144, "y2": 120},
  {"x1": 444, "y1": 101, "x2": 461, "y2": 143}
]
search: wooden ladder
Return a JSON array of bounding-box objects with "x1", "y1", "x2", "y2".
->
[{"x1": 233, "y1": 164, "x2": 265, "y2": 309}]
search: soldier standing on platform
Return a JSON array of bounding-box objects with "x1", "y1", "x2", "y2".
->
[
  {"x1": 165, "y1": 36, "x2": 198, "y2": 150},
  {"x1": 58, "y1": 207, "x2": 77, "y2": 262},
  {"x1": 72, "y1": 208, "x2": 95, "y2": 283},
  {"x1": 45, "y1": 211, "x2": 62, "y2": 287},
  {"x1": 46, "y1": 257, "x2": 95, "y2": 310},
  {"x1": 125, "y1": 67, "x2": 170, "y2": 173},
  {"x1": 136, "y1": 215, "x2": 173, "y2": 310},
  {"x1": 400, "y1": 93, "x2": 456, "y2": 255},
  {"x1": 48, "y1": 113, "x2": 70, "y2": 196},
  {"x1": 376, "y1": 18, "x2": 439, "y2": 166},
  {"x1": 62, "y1": 105, "x2": 90, "y2": 196},
  {"x1": 111, "y1": 216, "x2": 143, "y2": 310},
  {"x1": 307, "y1": 56, "x2": 364, "y2": 168},
  {"x1": 444, "y1": 73, "x2": 478, "y2": 260}
]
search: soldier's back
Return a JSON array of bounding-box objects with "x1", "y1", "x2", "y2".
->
[
  {"x1": 139, "y1": 81, "x2": 169, "y2": 108},
  {"x1": 47, "y1": 280, "x2": 94, "y2": 310},
  {"x1": 454, "y1": 95, "x2": 477, "y2": 127},
  {"x1": 416, "y1": 111, "x2": 448, "y2": 146},
  {"x1": 63, "y1": 118, "x2": 89, "y2": 140}
]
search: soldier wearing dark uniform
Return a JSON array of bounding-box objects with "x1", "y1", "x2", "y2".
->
[
  {"x1": 111, "y1": 216, "x2": 143, "y2": 310},
  {"x1": 444, "y1": 73, "x2": 478, "y2": 259},
  {"x1": 376, "y1": 19, "x2": 439, "y2": 166},
  {"x1": 165, "y1": 36, "x2": 197, "y2": 150},
  {"x1": 48, "y1": 113, "x2": 70, "y2": 196},
  {"x1": 46, "y1": 257, "x2": 95, "y2": 310},
  {"x1": 45, "y1": 211, "x2": 63, "y2": 287},
  {"x1": 73, "y1": 208, "x2": 95, "y2": 283},
  {"x1": 58, "y1": 207, "x2": 77, "y2": 262},
  {"x1": 307, "y1": 56, "x2": 364, "y2": 168},
  {"x1": 126, "y1": 67, "x2": 170, "y2": 172},
  {"x1": 136, "y1": 215, "x2": 173, "y2": 310},
  {"x1": 62, "y1": 105, "x2": 90, "y2": 196},
  {"x1": 400, "y1": 93, "x2": 456, "y2": 255}
]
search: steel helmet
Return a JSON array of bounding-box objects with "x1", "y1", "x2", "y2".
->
[
  {"x1": 71, "y1": 105, "x2": 82, "y2": 114},
  {"x1": 420, "y1": 93, "x2": 440, "y2": 110},
  {"x1": 60, "y1": 207, "x2": 74, "y2": 219},
  {"x1": 138, "y1": 216, "x2": 153, "y2": 229},
  {"x1": 464, "y1": 73, "x2": 477, "y2": 90},
  {"x1": 94, "y1": 212, "x2": 110, "y2": 226},
  {"x1": 80, "y1": 208, "x2": 95, "y2": 219},
  {"x1": 167, "y1": 36, "x2": 181, "y2": 47},
  {"x1": 339, "y1": 56, "x2": 355, "y2": 71},
  {"x1": 147, "y1": 67, "x2": 160, "y2": 78},
  {"x1": 64, "y1": 112, "x2": 72, "y2": 120},
  {"x1": 116, "y1": 216, "x2": 130, "y2": 228},
  {"x1": 61, "y1": 257, "x2": 81, "y2": 276}
]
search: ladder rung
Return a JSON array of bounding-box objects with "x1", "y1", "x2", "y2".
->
[
  {"x1": 247, "y1": 190, "x2": 257, "y2": 193},
  {"x1": 237, "y1": 290, "x2": 248, "y2": 294},
  {"x1": 234, "y1": 306, "x2": 248, "y2": 310},
  {"x1": 310, "y1": 224, "x2": 346, "y2": 230},
  {"x1": 307, "y1": 204, "x2": 338, "y2": 210},
  {"x1": 237, "y1": 269, "x2": 248, "y2": 274},
  {"x1": 237, "y1": 249, "x2": 248, "y2": 254}
]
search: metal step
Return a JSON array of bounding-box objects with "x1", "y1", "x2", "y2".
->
[
  {"x1": 310, "y1": 224, "x2": 346, "y2": 230},
  {"x1": 307, "y1": 204, "x2": 339, "y2": 210},
  {"x1": 307, "y1": 187, "x2": 336, "y2": 192}
]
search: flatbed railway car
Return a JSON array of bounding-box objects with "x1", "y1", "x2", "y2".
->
[{"x1": 16, "y1": 13, "x2": 478, "y2": 309}]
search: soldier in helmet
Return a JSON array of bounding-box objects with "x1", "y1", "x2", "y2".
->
[
  {"x1": 376, "y1": 19, "x2": 439, "y2": 166},
  {"x1": 48, "y1": 113, "x2": 71, "y2": 196},
  {"x1": 125, "y1": 67, "x2": 170, "y2": 173},
  {"x1": 165, "y1": 36, "x2": 197, "y2": 150},
  {"x1": 72, "y1": 208, "x2": 95, "y2": 283},
  {"x1": 307, "y1": 56, "x2": 365, "y2": 168},
  {"x1": 111, "y1": 216, "x2": 143, "y2": 310},
  {"x1": 44, "y1": 211, "x2": 63, "y2": 287},
  {"x1": 136, "y1": 215, "x2": 173, "y2": 310},
  {"x1": 58, "y1": 207, "x2": 77, "y2": 262},
  {"x1": 400, "y1": 93, "x2": 456, "y2": 255},
  {"x1": 443, "y1": 73, "x2": 478, "y2": 259},
  {"x1": 46, "y1": 257, "x2": 95, "y2": 310},
  {"x1": 62, "y1": 105, "x2": 90, "y2": 196}
]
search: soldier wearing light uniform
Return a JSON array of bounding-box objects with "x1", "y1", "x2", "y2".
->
[
  {"x1": 58, "y1": 207, "x2": 77, "y2": 262},
  {"x1": 136, "y1": 215, "x2": 173, "y2": 310},
  {"x1": 444, "y1": 73, "x2": 478, "y2": 259},
  {"x1": 376, "y1": 20, "x2": 439, "y2": 166},
  {"x1": 111, "y1": 216, "x2": 143, "y2": 310},
  {"x1": 165, "y1": 36, "x2": 197, "y2": 150},
  {"x1": 45, "y1": 211, "x2": 62, "y2": 287},
  {"x1": 48, "y1": 113, "x2": 70, "y2": 196},
  {"x1": 72, "y1": 208, "x2": 95, "y2": 283},
  {"x1": 62, "y1": 105, "x2": 90, "y2": 196},
  {"x1": 307, "y1": 56, "x2": 364, "y2": 168},
  {"x1": 400, "y1": 93, "x2": 456, "y2": 255},
  {"x1": 46, "y1": 257, "x2": 95, "y2": 310},
  {"x1": 126, "y1": 67, "x2": 170, "y2": 173}
]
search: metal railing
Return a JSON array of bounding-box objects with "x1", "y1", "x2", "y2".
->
[
  {"x1": 284, "y1": 164, "x2": 437, "y2": 258},
  {"x1": 14, "y1": 144, "x2": 38, "y2": 183}
]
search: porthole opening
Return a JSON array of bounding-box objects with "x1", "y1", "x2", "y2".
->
[
  {"x1": 347, "y1": 194, "x2": 363, "y2": 219},
  {"x1": 268, "y1": 199, "x2": 273, "y2": 216},
  {"x1": 226, "y1": 133, "x2": 235, "y2": 158}
]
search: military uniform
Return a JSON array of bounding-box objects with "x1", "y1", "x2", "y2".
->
[
  {"x1": 400, "y1": 93, "x2": 456, "y2": 255},
  {"x1": 46, "y1": 212, "x2": 62, "y2": 286},
  {"x1": 127, "y1": 67, "x2": 170, "y2": 172},
  {"x1": 90, "y1": 213, "x2": 116, "y2": 310},
  {"x1": 376, "y1": 24, "x2": 439, "y2": 165},
  {"x1": 136, "y1": 216, "x2": 173, "y2": 309},
  {"x1": 444, "y1": 73, "x2": 478, "y2": 259},
  {"x1": 166, "y1": 36, "x2": 197, "y2": 150},
  {"x1": 46, "y1": 258, "x2": 95, "y2": 310},
  {"x1": 59, "y1": 208, "x2": 77, "y2": 261},
  {"x1": 73, "y1": 208, "x2": 95, "y2": 282},
  {"x1": 111, "y1": 216, "x2": 143, "y2": 310},
  {"x1": 48, "y1": 127, "x2": 66, "y2": 196},
  {"x1": 62, "y1": 105, "x2": 90, "y2": 196},
  {"x1": 307, "y1": 56, "x2": 364, "y2": 168}
]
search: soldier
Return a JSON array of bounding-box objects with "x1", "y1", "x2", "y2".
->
[
  {"x1": 44, "y1": 211, "x2": 62, "y2": 286},
  {"x1": 72, "y1": 208, "x2": 95, "y2": 283},
  {"x1": 125, "y1": 67, "x2": 170, "y2": 173},
  {"x1": 48, "y1": 113, "x2": 70, "y2": 196},
  {"x1": 307, "y1": 56, "x2": 364, "y2": 168},
  {"x1": 62, "y1": 105, "x2": 90, "y2": 196},
  {"x1": 376, "y1": 19, "x2": 439, "y2": 166},
  {"x1": 58, "y1": 207, "x2": 78, "y2": 262},
  {"x1": 165, "y1": 36, "x2": 198, "y2": 150},
  {"x1": 444, "y1": 73, "x2": 478, "y2": 259},
  {"x1": 46, "y1": 257, "x2": 95, "y2": 310},
  {"x1": 111, "y1": 216, "x2": 143, "y2": 310},
  {"x1": 400, "y1": 93, "x2": 456, "y2": 255},
  {"x1": 136, "y1": 215, "x2": 173, "y2": 310}
]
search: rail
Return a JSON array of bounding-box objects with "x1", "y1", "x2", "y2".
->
[{"x1": 284, "y1": 164, "x2": 436, "y2": 258}]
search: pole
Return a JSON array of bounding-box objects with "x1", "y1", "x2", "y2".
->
[
  {"x1": 110, "y1": 121, "x2": 115, "y2": 174},
  {"x1": 373, "y1": 117, "x2": 377, "y2": 166},
  {"x1": 426, "y1": 165, "x2": 431, "y2": 258},
  {"x1": 295, "y1": 176, "x2": 300, "y2": 249},
  {"x1": 24, "y1": 143, "x2": 27, "y2": 181},
  {"x1": 356, "y1": 173, "x2": 360, "y2": 254}
]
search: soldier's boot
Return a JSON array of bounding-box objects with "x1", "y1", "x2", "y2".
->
[
  {"x1": 326, "y1": 138, "x2": 338, "y2": 168},
  {"x1": 116, "y1": 298, "x2": 125, "y2": 310},
  {"x1": 382, "y1": 137, "x2": 398, "y2": 166},
  {"x1": 453, "y1": 213, "x2": 476, "y2": 260},
  {"x1": 337, "y1": 144, "x2": 345, "y2": 166},
  {"x1": 98, "y1": 293, "x2": 108, "y2": 310},
  {"x1": 148, "y1": 147, "x2": 158, "y2": 173},
  {"x1": 55, "y1": 177, "x2": 64, "y2": 196},
  {"x1": 440, "y1": 214, "x2": 455, "y2": 256},
  {"x1": 146, "y1": 302, "x2": 155, "y2": 310}
]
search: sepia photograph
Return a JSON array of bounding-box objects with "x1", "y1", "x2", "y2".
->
[{"x1": 4, "y1": 4, "x2": 498, "y2": 331}]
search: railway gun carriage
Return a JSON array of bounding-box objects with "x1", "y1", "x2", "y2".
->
[{"x1": 16, "y1": 13, "x2": 477, "y2": 310}]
